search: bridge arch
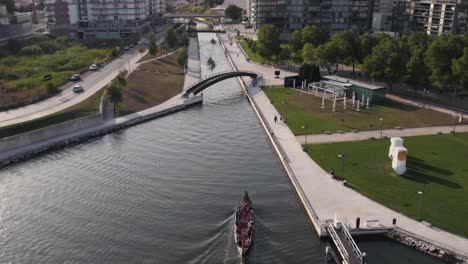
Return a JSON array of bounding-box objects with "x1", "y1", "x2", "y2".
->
[{"x1": 183, "y1": 71, "x2": 260, "y2": 97}]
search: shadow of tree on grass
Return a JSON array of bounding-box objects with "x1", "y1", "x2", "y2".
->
[{"x1": 402, "y1": 156, "x2": 460, "y2": 189}]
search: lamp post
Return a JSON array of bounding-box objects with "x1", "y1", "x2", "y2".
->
[
  {"x1": 453, "y1": 112, "x2": 458, "y2": 134},
  {"x1": 417, "y1": 191, "x2": 424, "y2": 221},
  {"x1": 379, "y1": 117, "x2": 384, "y2": 139},
  {"x1": 338, "y1": 154, "x2": 345, "y2": 180},
  {"x1": 301, "y1": 125, "x2": 308, "y2": 149}
]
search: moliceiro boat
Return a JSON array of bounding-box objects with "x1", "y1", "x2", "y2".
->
[{"x1": 234, "y1": 192, "x2": 255, "y2": 256}]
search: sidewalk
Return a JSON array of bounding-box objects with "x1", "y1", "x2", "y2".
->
[
  {"x1": 296, "y1": 125, "x2": 468, "y2": 144},
  {"x1": 220, "y1": 32, "x2": 468, "y2": 258}
]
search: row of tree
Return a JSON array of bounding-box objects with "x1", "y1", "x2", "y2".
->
[{"x1": 253, "y1": 24, "x2": 467, "y2": 93}]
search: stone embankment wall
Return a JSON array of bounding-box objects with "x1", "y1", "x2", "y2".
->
[
  {"x1": 0, "y1": 93, "x2": 202, "y2": 168},
  {"x1": 0, "y1": 114, "x2": 103, "y2": 153},
  {"x1": 387, "y1": 229, "x2": 468, "y2": 263}
]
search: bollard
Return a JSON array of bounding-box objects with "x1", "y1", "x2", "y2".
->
[{"x1": 356, "y1": 217, "x2": 361, "y2": 228}]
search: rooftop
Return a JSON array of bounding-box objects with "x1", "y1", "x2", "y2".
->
[{"x1": 322, "y1": 75, "x2": 385, "y2": 90}]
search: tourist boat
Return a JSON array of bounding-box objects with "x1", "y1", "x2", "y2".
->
[
  {"x1": 234, "y1": 191, "x2": 255, "y2": 257},
  {"x1": 207, "y1": 57, "x2": 216, "y2": 70},
  {"x1": 211, "y1": 38, "x2": 217, "y2": 44}
]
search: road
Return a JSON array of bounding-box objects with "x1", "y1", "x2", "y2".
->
[{"x1": 0, "y1": 31, "x2": 165, "y2": 128}]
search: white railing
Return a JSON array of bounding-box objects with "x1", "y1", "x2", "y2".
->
[
  {"x1": 342, "y1": 223, "x2": 363, "y2": 263},
  {"x1": 327, "y1": 222, "x2": 349, "y2": 264}
]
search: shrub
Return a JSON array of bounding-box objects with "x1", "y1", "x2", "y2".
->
[
  {"x1": 176, "y1": 47, "x2": 188, "y2": 66},
  {"x1": 20, "y1": 45, "x2": 44, "y2": 55}
]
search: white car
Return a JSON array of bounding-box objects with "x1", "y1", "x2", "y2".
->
[
  {"x1": 73, "y1": 85, "x2": 83, "y2": 93},
  {"x1": 89, "y1": 64, "x2": 98, "y2": 71}
]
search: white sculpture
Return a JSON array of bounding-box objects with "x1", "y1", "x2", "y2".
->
[{"x1": 389, "y1": 137, "x2": 407, "y2": 175}]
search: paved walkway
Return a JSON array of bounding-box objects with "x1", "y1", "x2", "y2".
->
[
  {"x1": 220, "y1": 32, "x2": 468, "y2": 258},
  {"x1": 296, "y1": 125, "x2": 468, "y2": 144},
  {"x1": 183, "y1": 37, "x2": 201, "y2": 90}
]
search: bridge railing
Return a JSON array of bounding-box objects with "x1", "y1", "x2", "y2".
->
[
  {"x1": 327, "y1": 222, "x2": 349, "y2": 264},
  {"x1": 342, "y1": 223, "x2": 363, "y2": 263},
  {"x1": 183, "y1": 70, "x2": 261, "y2": 95}
]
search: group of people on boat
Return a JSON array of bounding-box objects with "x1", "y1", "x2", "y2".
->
[{"x1": 207, "y1": 57, "x2": 216, "y2": 70}]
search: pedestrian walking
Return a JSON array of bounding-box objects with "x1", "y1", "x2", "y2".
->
[
  {"x1": 280, "y1": 117, "x2": 283, "y2": 122},
  {"x1": 274, "y1": 116, "x2": 278, "y2": 123}
]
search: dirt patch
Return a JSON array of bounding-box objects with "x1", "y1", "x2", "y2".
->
[{"x1": 118, "y1": 53, "x2": 184, "y2": 116}]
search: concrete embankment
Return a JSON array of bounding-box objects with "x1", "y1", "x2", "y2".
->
[{"x1": 0, "y1": 94, "x2": 202, "y2": 168}]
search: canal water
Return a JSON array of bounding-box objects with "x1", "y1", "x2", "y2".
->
[{"x1": 0, "y1": 29, "x2": 447, "y2": 263}]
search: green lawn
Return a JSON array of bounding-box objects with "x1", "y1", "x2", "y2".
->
[
  {"x1": 265, "y1": 86, "x2": 460, "y2": 135},
  {"x1": 306, "y1": 134, "x2": 468, "y2": 237}
]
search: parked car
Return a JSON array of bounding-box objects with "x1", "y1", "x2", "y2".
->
[
  {"x1": 70, "y1": 74, "x2": 80, "y2": 81},
  {"x1": 123, "y1": 46, "x2": 130, "y2": 51},
  {"x1": 73, "y1": 85, "x2": 83, "y2": 93},
  {"x1": 89, "y1": 64, "x2": 98, "y2": 71},
  {"x1": 129, "y1": 43, "x2": 134, "y2": 48}
]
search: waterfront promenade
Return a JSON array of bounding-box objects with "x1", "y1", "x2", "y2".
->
[{"x1": 219, "y1": 32, "x2": 468, "y2": 258}]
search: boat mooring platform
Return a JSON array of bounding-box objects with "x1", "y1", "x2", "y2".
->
[{"x1": 325, "y1": 221, "x2": 366, "y2": 264}]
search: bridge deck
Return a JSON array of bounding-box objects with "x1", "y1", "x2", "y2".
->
[
  {"x1": 335, "y1": 227, "x2": 362, "y2": 264},
  {"x1": 326, "y1": 223, "x2": 363, "y2": 264}
]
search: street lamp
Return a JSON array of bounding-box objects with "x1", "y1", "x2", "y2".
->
[
  {"x1": 379, "y1": 117, "x2": 384, "y2": 139},
  {"x1": 417, "y1": 191, "x2": 424, "y2": 221},
  {"x1": 302, "y1": 125, "x2": 308, "y2": 149},
  {"x1": 338, "y1": 154, "x2": 345, "y2": 180},
  {"x1": 453, "y1": 112, "x2": 458, "y2": 134}
]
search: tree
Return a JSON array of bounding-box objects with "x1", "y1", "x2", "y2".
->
[
  {"x1": 301, "y1": 25, "x2": 326, "y2": 47},
  {"x1": 148, "y1": 32, "x2": 157, "y2": 56},
  {"x1": 301, "y1": 43, "x2": 316, "y2": 64},
  {"x1": 404, "y1": 47, "x2": 430, "y2": 91},
  {"x1": 107, "y1": 71, "x2": 127, "y2": 103},
  {"x1": 332, "y1": 29, "x2": 361, "y2": 76},
  {"x1": 362, "y1": 38, "x2": 409, "y2": 91},
  {"x1": 279, "y1": 46, "x2": 291, "y2": 62},
  {"x1": 164, "y1": 27, "x2": 178, "y2": 49},
  {"x1": 165, "y1": 3, "x2": 175, "y2": 12},
  {"x1": 452, "y1": 47, "x2": 468, "y2": 93},
  {"x1": 425, "y1": 35, "x2": 463, "y2": 93},
  {"x1": 225, "y1": 4, "x2": 242, "y2": 22},
  {"x1": 299, "y1": 63, "x2": 320, "y2": 83},
  {"x1": 256, "y1": 24, "x2": 280, "y2": 58},
  {"x1": 289, "y1": 29, "x2": 303, "y2": 54},
  {"x1": 176, "y1": 47, "x2": 188, "y2": 66},
  {"x1": 315, "y1": 42, "x2": 341, "y2": 74},
  {"x1": 178, "y1": 31, "x2": 189, "y2": 46}
]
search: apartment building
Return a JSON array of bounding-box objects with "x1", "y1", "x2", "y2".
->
[
  {"x1": 248, "y1": 0, "x2": 372, "y2": 38},
  {"x1": 372, "y1": 0, "x2": 394, "y2": 31},
  {"x1": 46, "y1": 0, "x2": 152, "y2": 39},
  {"x1": 148, "y1": 0, "x2": 165, "y2": 29},
  {"x1": 391, "y1": 0, "x2": 467, "y2": 35}
]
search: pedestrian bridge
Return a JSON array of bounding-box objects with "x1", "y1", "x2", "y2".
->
[
  {"x1": 183, "y1": 70, "x2": 260, "y2": 97},
  {"x1": 164, "y1": 13, "x2": 225, "y2": 19}
]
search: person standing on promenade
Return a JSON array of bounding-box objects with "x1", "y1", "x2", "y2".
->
[{"x1": 274, "y1": 116, "x2": 278, "y2": 123}]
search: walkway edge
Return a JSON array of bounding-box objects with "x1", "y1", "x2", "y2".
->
[{"x1": 219, "y1": 33, "x2": 325, "y2": 237}]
